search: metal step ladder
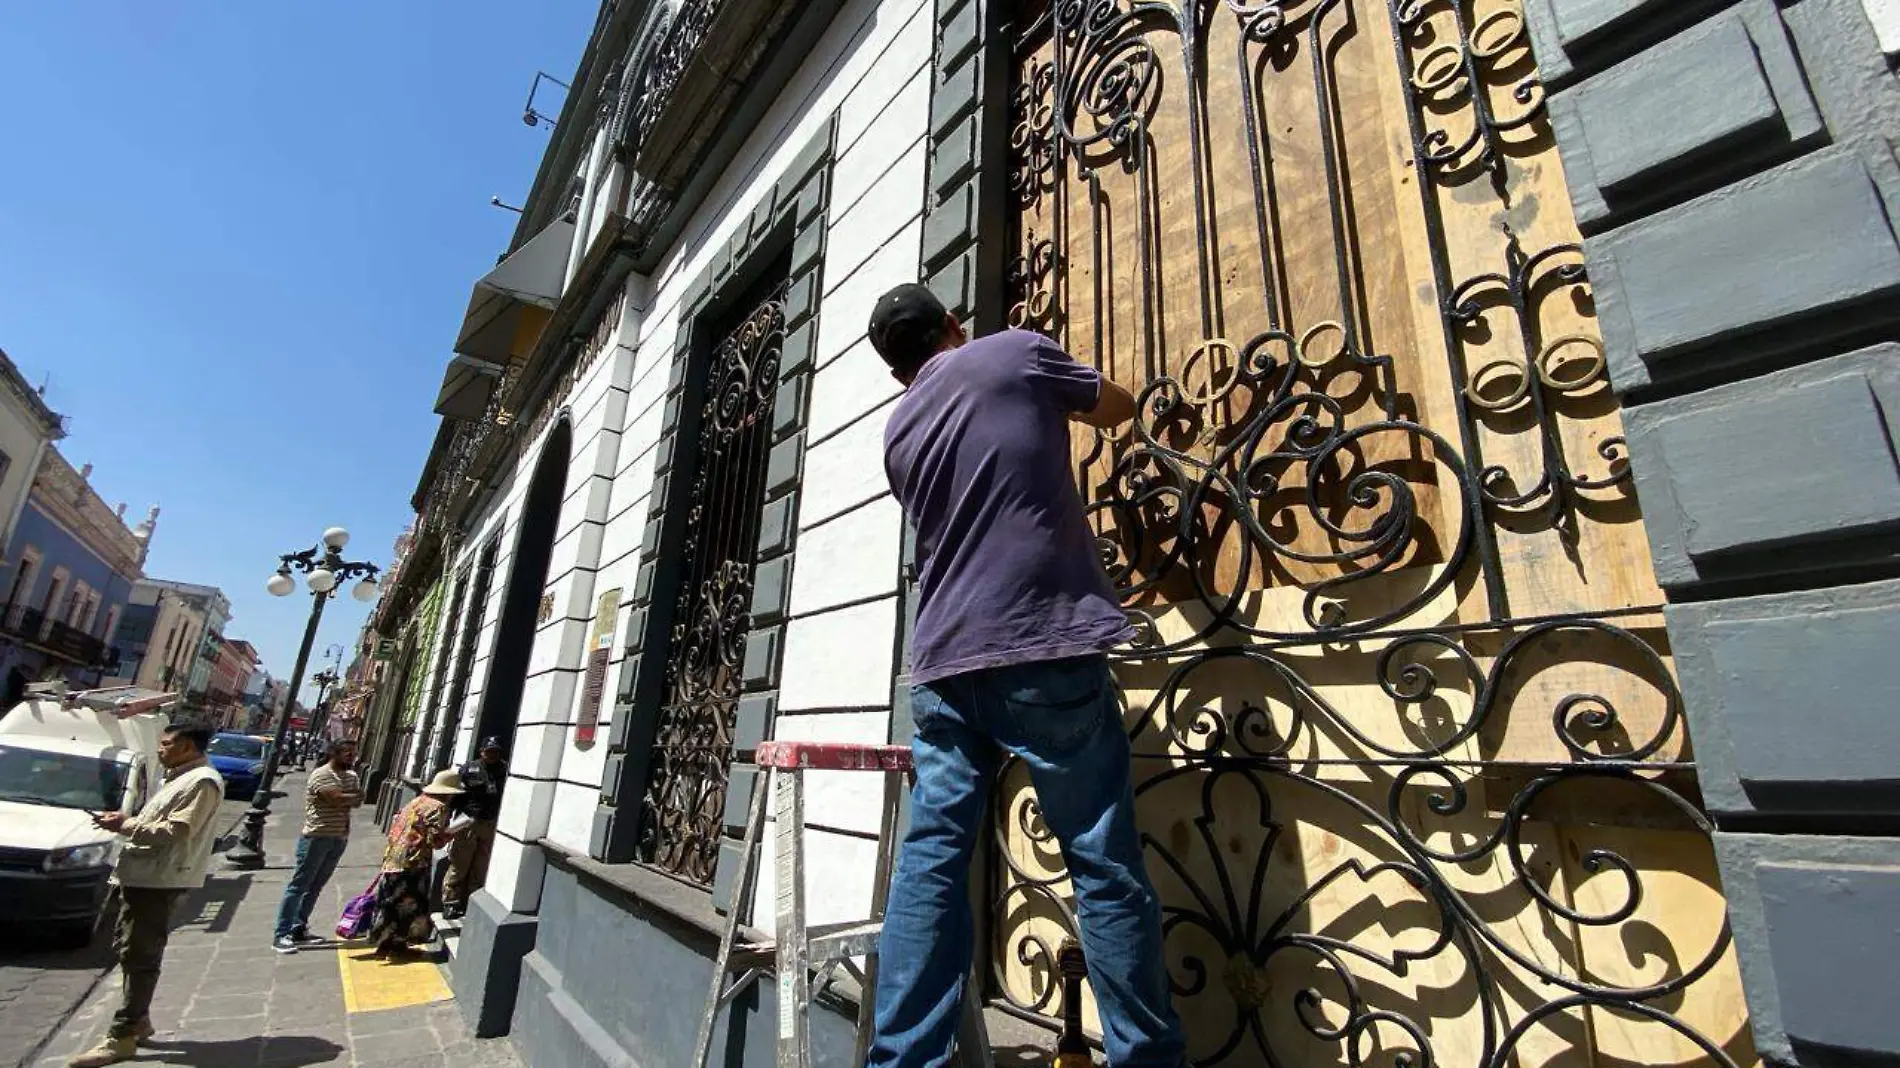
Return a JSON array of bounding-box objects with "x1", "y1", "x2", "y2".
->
[
  {"x1": 691, "y1": 739, "x2": 995, "y2": 1068},
  {"x1": 24, "y1": 682, "x2": 179, "y2": 718}
]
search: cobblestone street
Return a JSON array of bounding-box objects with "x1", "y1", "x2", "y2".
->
[{"x1": 2, "y1": 773, "x2": 521, "y2": 1068}]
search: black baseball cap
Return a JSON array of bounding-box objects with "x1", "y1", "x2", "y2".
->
[
  {"x1": 479, "y1": 736, "x2": 505, "y2": 752},
  {"x1": 867, "y1": 283, "x2": 949, "y2": 371}
]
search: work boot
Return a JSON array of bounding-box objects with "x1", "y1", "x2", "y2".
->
[
  {"x1": 135, "y1": 1019, "x2": 156, "y2": 1046},
  {"x1": 67, "y1": 1035, "x2": 136, "y2": 1066}
]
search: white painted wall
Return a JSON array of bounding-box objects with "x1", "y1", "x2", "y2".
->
[
  {"x1": 428, "y1": 0, "x2": 933, "y2": 922},
  {"x1": 1864, "y1": 0, "x2": 1900, "y2": 53}
]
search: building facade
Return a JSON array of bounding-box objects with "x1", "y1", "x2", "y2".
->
[
  {"x1": 373, "y1": 0, "x2": 1900, "y2": 1065},
  {"x1": 104, "y1": 577, "x2": 230, "y2": 701},
  {"x1": 0, "y1": 348, "x2": 65, "y2": 570},
  {"x1": 0, "y1": 451, "x2": 148, "y2": 687}
]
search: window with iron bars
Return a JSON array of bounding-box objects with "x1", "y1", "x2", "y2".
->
[{"x1": 635, "y1": 270, "x2": 790, "y2": 887}]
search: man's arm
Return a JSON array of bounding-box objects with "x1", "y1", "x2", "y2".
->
[
  {"x1": 1072, "y1": 377, "x2": 1137, "y2": 429},
  {"x1": 120, "y1": 781, "x2": 221, "y2": 848}
]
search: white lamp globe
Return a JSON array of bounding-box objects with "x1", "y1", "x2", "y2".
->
[
  {"x1": 322, "y1": 526, "x2": 350, "y2": 550},
  {"x1": 266, "y1": 572, "x2": 295, "y2": 597},
  {"x1": 307, "y1": 567, "x2": 338, "y2": 594},
  {"x1": 352, "y1": 577, "x2": 379, "y2": 603}
]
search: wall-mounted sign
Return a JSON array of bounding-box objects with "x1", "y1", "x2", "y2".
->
[
  {"x1": 536, "y1": 591, "x2": 555, "y2": 624},
  {"x1": 576, "y1": 588, "x2": 620, "y2": 748}
]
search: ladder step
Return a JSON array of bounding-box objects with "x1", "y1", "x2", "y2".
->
[{"x1": 808, "y1": 920, "x2": 884, "y2": 962}]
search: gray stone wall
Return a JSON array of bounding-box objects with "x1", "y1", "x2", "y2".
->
[
  {"x1": 512, "y1": 863, "x2": 859, "y2": 1068},
  {"x1": 1527, "y1": 1, "x2": 1900, "y2": 1063}
]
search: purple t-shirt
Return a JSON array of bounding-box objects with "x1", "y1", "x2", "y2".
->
[{"x1": 883, "y1": 329, "x2": 1133, "y2": 684}]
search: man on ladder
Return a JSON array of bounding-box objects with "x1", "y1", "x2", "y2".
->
[{"x1": 866, "y1": 285, "x2": 1187, "y2": 1068}]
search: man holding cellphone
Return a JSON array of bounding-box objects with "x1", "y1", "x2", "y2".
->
[{"x1": 70, "y1": 723, "x2": 225, "y2": 1068}]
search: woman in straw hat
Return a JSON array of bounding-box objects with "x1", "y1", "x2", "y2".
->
[{"x1": 364, "y1": 769, "x2": 463, "y2": 956}]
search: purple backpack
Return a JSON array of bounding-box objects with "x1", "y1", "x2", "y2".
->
[{"x1": 336, "y1": 876, "x2": 380, "y2": 939}]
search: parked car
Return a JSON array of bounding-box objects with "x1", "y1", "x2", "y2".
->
[
  {"x1": 0, "y1": 685, "x2": 169, "y2": 945},
  {"x1": 206, "y1": 731, "x2": 272, "y2": 800}
]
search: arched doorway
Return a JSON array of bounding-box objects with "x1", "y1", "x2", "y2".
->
[{"x1": 475, "y1": 416, "x2": 571, "y2": 755}]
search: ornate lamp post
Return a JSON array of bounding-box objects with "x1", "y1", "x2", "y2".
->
[
  {"x1": 307, "y1": 666, "x2": 340, "y2": 748},
  {"x1": 225, "y1": 527, "x2": 379, "y2": 870}
]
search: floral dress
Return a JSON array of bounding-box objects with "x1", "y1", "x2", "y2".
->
[{"x1": 364, "y1": 795, "x2": 448, "y2": 949}]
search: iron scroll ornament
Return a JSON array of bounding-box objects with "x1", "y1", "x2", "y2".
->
[
  {"x1": 636, "y1": 284, "x2": 788, "y2": 886},
  {"x1": 988, "y1": 0, "x2": 1738, "y2": 1065}
]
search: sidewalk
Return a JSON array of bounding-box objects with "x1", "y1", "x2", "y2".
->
[{"x1": 29, "y1": 771, "x2": 523, "y2": 1068}]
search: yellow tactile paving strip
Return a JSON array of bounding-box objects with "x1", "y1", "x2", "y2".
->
[{"x1": 337, "y1": 949, "x2": 453, "y2": 1013}]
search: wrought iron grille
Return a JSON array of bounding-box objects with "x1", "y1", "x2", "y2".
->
[
  {"x1": 411, "y1": 571, "x2": 468, "y2": 779},
  {"x1": 433, "y1": 536, "x2": 499, "y2": 770},
  {"x1": 636, "y1": 278, "x2": 789, "y2": 886},
  {"x1": 992, "y1": 2, "x2": 1749, "y2": 1065}
]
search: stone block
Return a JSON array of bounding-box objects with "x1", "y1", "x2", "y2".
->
[
  {"x1": 780, "y1": 320, "x2": 818, "y2": 380},
  {"x1": 614, "y1": 650, "x2": 640, "y2": 702},
  {"x1": 749, "y1": 554, "x2": 793, "y2": 627},
  {"x1": 933, "y1": 112, "x2": 980, "y2": 199},
  {"x1": 1590, "y1": 146, "x2": 1900, "y2": 394},
  {"x1": 1669, "y1": 578, "x2": 1900, "y2": 821},
  {"x1": 783, "y1": 270, "x2": 819, "y2": 330},
  {"x1": 600, "y1": 753, "x2": 625, "y2": 806},
  {"x1": 1549, "y1": 1, "x2": 1823, "y2": 231},
  {"x1": 1714, "y1": 833, "x2": 1900, "y2": 1066},
  {"x1": 710, "y1": 835, "x2": 747, "y2": 913},
  {"x1": 639, "y1": 511, "x2": 662, "y2": 560},
  {"x1": 652, "y1": 433, "x2": 675, "y2": 476},
  {"x1": 1523, "y1": 0, "x2": 1729, "y2": 87},
  {"x1": 939, "y1": 0, "x2": 981, "y2": 70},
  {"x1": 791, "y1": 176, "x2": 828, "y2": 228},
  {"x1": 735, "y1": 692, "x2": 777, "y2": 751},
  {"x1": 722, "y1": 763, "x2": 760, "y2": 831},
  {"x1": 632, "y1": 560, "x2": 654, "y2": 603},
  {"x1": 1760, "y1": 861, "x2": 1900, "y2": 1061},
  {"x1": 742, "y1": 623, "x2": 785, "y2": 691},
  {"x1": 922, "y1": 184, "x2": 976, "y2": 268},
  {"x1": 791, "y1": 220, "x2": 826, "y2": 279},
  {"x1": 622, "y1": 607, "x2": 648, "y2": 654},
  {"x1": 932, "y1": 52, "x2": 981, "y2": 139},
  {"x1": 660, "y1": 391, "x2": 683, "y2": 436},
  {"x1": 788, "y1": 119, "x2": 835, "y2": 191},
  {"x1": 765, "y1": 433, "x2": 805, "y2": 502},
  {"x1": 756, "y1": 492, "x2": 800, "y2": 558},
  {"x1": 773, "y1": 371, "x2": 811, "y2": 443},
  {"x1": 1625, "y1": 345, "x2": 1900, "y2": 585},
  {"x1": 927, "y1": 247, "x2": 976, "y2": 320}
]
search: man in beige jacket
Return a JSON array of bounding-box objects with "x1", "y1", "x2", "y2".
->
[{"x1": 70, "y1": 723, "x2": 225, "y2": 1068}]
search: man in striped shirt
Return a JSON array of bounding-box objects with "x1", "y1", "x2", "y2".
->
[{"x1": 272, "y1": 739, "x2": 361, "y2": 953}]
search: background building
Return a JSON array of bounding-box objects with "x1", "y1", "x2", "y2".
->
[
  {"x1": 0, "y1": 347, "x2": 65, "y2": 570},
  {"x1": 0, "y1": 450, "x2": 149, "y2": 687},
  {"x1": 103, "y1": 577, "x2": 229, "y2": 701}
]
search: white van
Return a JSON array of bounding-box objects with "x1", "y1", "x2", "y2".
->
[{"x1": 0, "y1": 684, "x2": 175, "y2": 943}]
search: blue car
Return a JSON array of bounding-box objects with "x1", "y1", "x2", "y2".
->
[{"x1": 206, "y1": 733, "x2": 272, "y2": 800}]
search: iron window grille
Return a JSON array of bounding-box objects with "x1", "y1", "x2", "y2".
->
[{"x1": 636, "y1": 274, "x2": 791, "y2": 887}]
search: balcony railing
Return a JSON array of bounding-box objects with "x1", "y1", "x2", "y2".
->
[{"x1": 0, "y1": 605, "x2": 117, "y2": 669}]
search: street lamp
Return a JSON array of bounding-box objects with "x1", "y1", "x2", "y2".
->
[{"x1": 224, "y1": 528, "x2": 379, "y2": 870}]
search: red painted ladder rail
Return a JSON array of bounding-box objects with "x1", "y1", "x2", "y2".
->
[{"x1": 691, "y1": 740, "x2": 995, "y2": 1068}]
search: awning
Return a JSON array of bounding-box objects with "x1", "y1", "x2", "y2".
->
[
  {"x1": 434, "y1": 354, "x2": 504, "y2": 421},
  {"x1": 434, "y1": 217, "x2": 575, "y2": 421},
  {"x1": 453, "y1": 217, "x2": 574, "y2": 363}
]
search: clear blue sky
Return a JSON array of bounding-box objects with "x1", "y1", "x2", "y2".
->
[{"x1": 0, "y1": 3, "x2": 594, "y2": 699}]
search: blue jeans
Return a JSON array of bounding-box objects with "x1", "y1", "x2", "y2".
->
[
  {"x1": 274, "y1": 835, "x2": 347, "y2": 939},
  {"x1": 869, "y1": 654, "x2": 1184, "y2": 1068}
]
